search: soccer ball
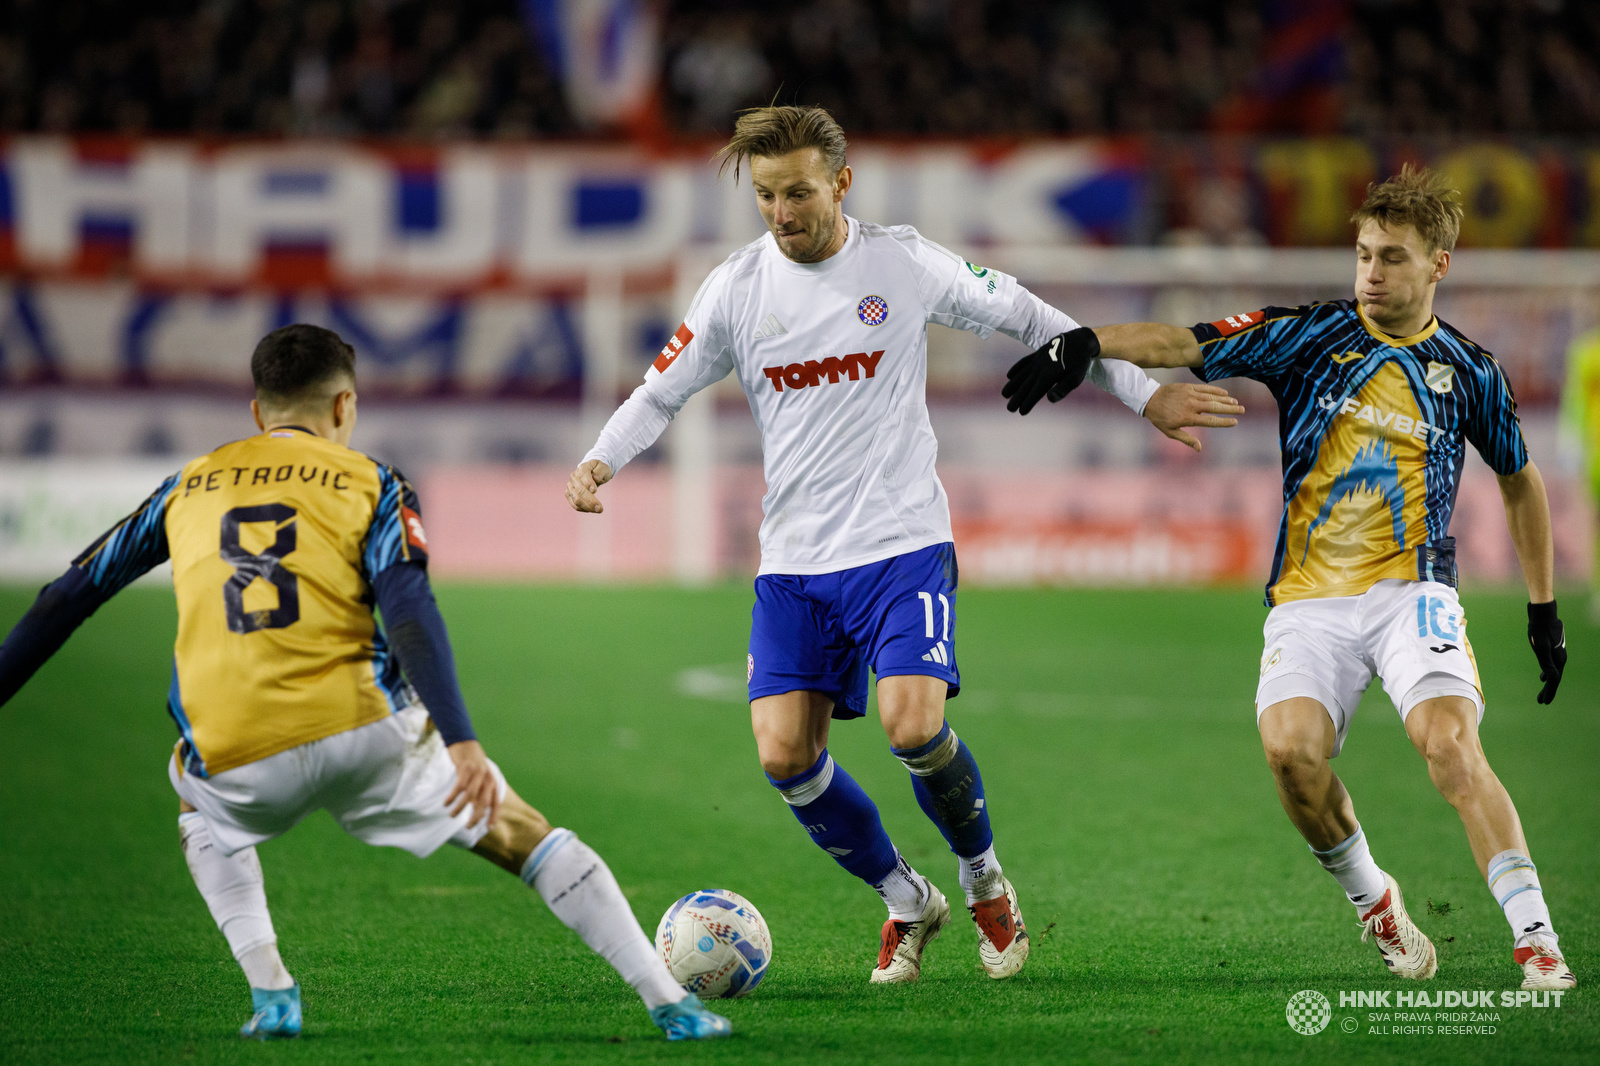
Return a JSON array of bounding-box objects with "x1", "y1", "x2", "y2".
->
[{"x1": 654, "y1": 889, "x2": 772, "y2": 999}]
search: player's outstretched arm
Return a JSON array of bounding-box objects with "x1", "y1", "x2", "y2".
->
[
  {"x1": 372, "y1": 562, "x2": 498, "y2": 827},
  {"x1": 1093, "y1": 322, "x2": 1244, "y2": 450},
  {"x1": 1497, "y1": 461, "x2": 1566, "y2": 703},
  {"x1": 1093, "y1": 322, "x2": 1205, "y2": 368},
  {"x1": 566, "y1": 459, "x2": 613, "y2": 514},
  {"x1": 0, "y1": 476, "x2": 178, "y2": 707},
  {"x1": 1002, "y1": 322, "x2": 1243, "y2": 450},
  {"x1": 0, "y1": 567, "x2": 109, "y2": 707},
  {"x1": 569, "y1": 381, "x2": 685, "y2": 513}
]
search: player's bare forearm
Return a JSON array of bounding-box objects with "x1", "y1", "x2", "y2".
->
[
  {"x1": 1094, "y1": 323, "x2": 1203, "y2": 368},
  {"x1": 566, "y1": 459, "x2": 613, "y2": 513},
  {"x1": 1497, "y1": 462, "x2": 1555, "y2": 603}
]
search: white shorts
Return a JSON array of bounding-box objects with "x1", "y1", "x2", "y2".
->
[
  {"x1": 1255, "y1": 579, "x2": 1484, "y2": 757},
  {"x1": 169, "y1": 707, "x2": 506, "y2": 858}
]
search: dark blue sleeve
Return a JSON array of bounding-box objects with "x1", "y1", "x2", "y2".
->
[
  {"x1": 0, "y1": 567, "x2": 108, "y2": 707},
  {"x1": 1465, "y1": 356, "x2": 1530, "y2": 476},
  {"x1": 1188, "y1": 306, "x2": 1305, "y2": 387},
  {"x1": 74, "y1": 473, "x2": 181, "y2": 595},
  {"x1": 361, "y1": 465, "x2": 426, "y2": 582},
  {"x1": 1, "y1": 473, "x2": 181, "y2": 707},
  {"x1": 372, "y1": 561, "x2": 477, "y2": 746}
]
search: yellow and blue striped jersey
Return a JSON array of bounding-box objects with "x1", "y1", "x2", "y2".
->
[
  {"x1": 1191, "y1": 299, "x2": 1528, "y2": 606},
  {"x1": 72, "y1": 427, "x2": 428, "y2": 776}
]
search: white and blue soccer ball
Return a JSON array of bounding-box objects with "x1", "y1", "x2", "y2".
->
[{"x1": 654, "y1": 889, "x2": 772, "y2": 999}]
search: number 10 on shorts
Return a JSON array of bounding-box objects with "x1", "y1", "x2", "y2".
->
[
  {"x1": 1417, "y1": 595, "x2": 1460, "y2": 640},
  {"x1": 918, "y1": 591, "x2": 950, "y2": 640}
]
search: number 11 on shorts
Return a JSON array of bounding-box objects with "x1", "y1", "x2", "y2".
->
[{"x1": 918, "y1": 591, "x2": 950, "y2": 640}]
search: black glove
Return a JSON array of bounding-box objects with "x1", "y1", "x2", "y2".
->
[
  {"x1": 1002, "y1": 327, "x2": 1100, "y2": 415},
  {"x1": 1527, "y1": 600, "x2": 1566, "y2": 705}
]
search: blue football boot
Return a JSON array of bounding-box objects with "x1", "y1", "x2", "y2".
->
[
  {"x1": 239, "y1": 984, "x2": 302, "y2": 1040},
  {"x1": 648, "y1": 993, "x2": 732, "y2": 1041}
]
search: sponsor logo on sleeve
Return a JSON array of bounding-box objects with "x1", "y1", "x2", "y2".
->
[
  {"x1": 965, "y1": 261, "x2": 989, "y2": 278},
  {"x1": 1210, "y1": 310, "x2": 1264, "y2": 336},
  {"x1": 401, "y1": 505, "x2": 429, "y2": 552},
  {"x1": 653, "y1": 322, "x2": 694, "y2": 373}
]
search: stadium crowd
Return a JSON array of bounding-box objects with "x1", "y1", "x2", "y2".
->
[
  {"x1": 666, "y1": 0, "x2": 1600, "y2": 136},
  {"x1": 0, "y1": 0, "x2": 574, "y2": 137},
  {"x1": 0, "y1": 0, "x2": 1596, "y2": 137}
]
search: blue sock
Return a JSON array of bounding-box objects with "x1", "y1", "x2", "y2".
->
[
  {"x1": 892, "y1": 722, "x2": 993, "y2": 859},
  {"x1": 767, "y1": 750, "x2": 898, "y2": 885}
]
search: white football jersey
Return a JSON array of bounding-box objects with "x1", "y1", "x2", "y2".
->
[{"x1": 585, "y1": 217, "x2": 1157, "y2": 575}]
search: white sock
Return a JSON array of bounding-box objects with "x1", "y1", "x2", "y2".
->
[
  {"x1": 1487, "y1": 850, "x2": 1559, "y2": 950},
  {"x1": 957, "y1": 844, "x2": 1004, "y2": 906},
  {"x1": 1309, "y1": 825, "x2": 1387, "y2": 910},
  {"x1": 179, "y1": 813, "x2": 293, "y2": 990},
  {"x1": 872, "y1": 852, "x2": 929, "y2": 921},
  {"x1": 521, "y1": 828, "x2": 684, "y2": 1010}
]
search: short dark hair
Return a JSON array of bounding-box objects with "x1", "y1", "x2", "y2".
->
[
  {"x1": 715, "y1": 105, "x2": 848, "y2": 181},
  {"x1": 251, "y1": 324, "x2": 356, "y2": 411}
]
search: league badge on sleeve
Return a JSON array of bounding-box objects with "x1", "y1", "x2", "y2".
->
[
  {"x1": 1425, "y1": 361, "x2": 1454, "y2": 394},
  {"x1": 856, "y1": 296, "x2": 889, "y2": 326},
  {"x1": 401, "y1": 504, "x2": 429, "y2": 554},
  {"x1": 654, "y1": 323, "x2": 694, "y2": 373},
  {"x1": 1210, "y1": 310, "x2": 1263, "y2": 336}
]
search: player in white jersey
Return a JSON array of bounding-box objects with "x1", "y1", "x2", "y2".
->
[{"x1": 567, "y1": 106, "x2": 1243, "y2": 984}]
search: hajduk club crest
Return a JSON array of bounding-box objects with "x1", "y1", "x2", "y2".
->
[{"x1": 857, "y1": 295, "x2": 889, "y2": 326}]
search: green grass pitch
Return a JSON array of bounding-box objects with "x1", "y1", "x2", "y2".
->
[{"x1": 0, "y1": 582, "x2": 1594, "y2": 1065}]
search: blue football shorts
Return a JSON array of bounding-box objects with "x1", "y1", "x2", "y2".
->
[{"x1": 747, "y1": 542, "x2": 960, "y2": 719}]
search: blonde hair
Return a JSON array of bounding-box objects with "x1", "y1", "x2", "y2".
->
[
  {"x1": 1350, "y1": 164, "x2": 1464, "y2": 253},
  {"x1": 714, "y1": 105, "x2": 848, "y2": 181}
]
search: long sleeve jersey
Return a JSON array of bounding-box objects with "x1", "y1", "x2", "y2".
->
[{"x1": 585, "y1": 217, "x2": 1159, "y2": 574}]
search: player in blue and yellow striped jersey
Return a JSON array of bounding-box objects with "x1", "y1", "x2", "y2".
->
[
  {"x1": 1004, "y1": 166, "x2": 1574, "y2": 991},
  {"x1": 0, "y1": 325, "x2": 731, "y2": 1042}
]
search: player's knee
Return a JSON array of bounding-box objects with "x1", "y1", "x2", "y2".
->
[
  {"x1": 1262, "y1": 737, "x2": 1324, "y2": 792},
  {"x1": 758, "y1": 743, "x2": 819, "y2": 781},
  {"x1": 1423, "y1": 734, "x2": 1486, "y2": 805},
  {"x1": 882, "y1": 715, "x2": 940, "y2": 751}
]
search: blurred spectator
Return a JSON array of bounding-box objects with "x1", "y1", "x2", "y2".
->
[
  {"x1": 663, "y1": 0, "x2": 1600, "y2": 137},
  {"x1": 0, "y1": 0, "x2": 574, "y2": 138},
  {"x1": 670, "y1": 16, "x2": 771, "y2": 131},
  {"x1": 1, "y1": 1, "x2": 1597, "y2": 138}
]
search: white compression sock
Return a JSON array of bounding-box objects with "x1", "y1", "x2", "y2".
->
[
  {"x1": 872, "y1": 852, "x2": 929, "y2": 921},
  {"x1": 1309, "y1": 825, "x2": 1387, "y2": 910},
  {"x1": 1487, "y1": 850, "x2": 1559, "y2": 950},
  {"x1": 520, "y1": 829, "x2": 684, "y2": 1010},
  {"x1": 179, "y1": 813, "x2": 293, "y2": 990},
  {"x1": 957, "y1": 844, "x2": 1004, "y2": 906}
]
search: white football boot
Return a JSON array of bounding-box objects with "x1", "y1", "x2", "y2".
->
[
  {"x1": 870, "y1": 879, "x2": 949, "y2": 984},
  {"x1": 969, "y1": 876, "x2": 1029, "y2": 979},
  {"x1": 1359, "y1": 873, "x2": 1438, "y2": 980},
  {"x1": 1516, "y1": 936, "x2": 1577, "y2": 990}
]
